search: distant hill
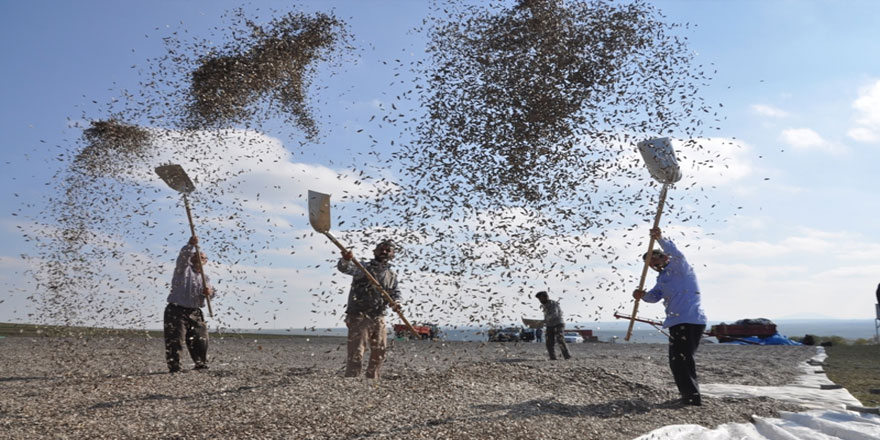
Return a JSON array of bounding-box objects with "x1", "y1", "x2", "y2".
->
[
  {"x1": 0, "y1": 322, "x2": 331, "y2": 339},
  {"x1": 0, "y1": 322, "x2": 163, "y2": 338},
  {"x1": 586, "y1": 318, "x2": 877, "y2": 340}
]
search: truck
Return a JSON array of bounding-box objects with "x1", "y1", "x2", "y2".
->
[
  {"x1": 488, "y1": 326, "x2": 525, "y2": 342},
  {"x1": 571, "y1": 329, "x2": 599, "y2": 342},
  {"x1": 393, "y1": 323, "x2": 439, "y2": 340},
  {"x1": 709, "y1": 319, "x2": 777, "y2": 343}
]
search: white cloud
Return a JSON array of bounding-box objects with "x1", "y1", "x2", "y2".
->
[
  {"x1": 144, "y1": 129, "x2": 397, "y2": 216},
  {"x1": 0, "y1": 255, "x2": 32, "y2": 273},
  {"x1": 703, "y1": 240, "x2": 792, "y2": 259},
  {"x1": 651, "y1": 225, "x2": 879, "y2": 321},
  {"x1": 751, "y1": 104, "x2": 788, "y2": 118},
  {"x1": 848, "y1": 79, "x2": 880, "y2": 143},
  {"x1": 225, "y1": 220, "x2": 880, "y2": 325},
  {"x1": 781, "y1": 128, "x2": 824, "y2": 148},
  {"x1": 604, "y1": 136, "x2": 755, "y2": 190},
  {"x1": 726, "y1": 215, "x2": 767, "y2": 230},
  {"x1": 853, "y1": 80, "x2": 880, "y2": 127},
  {"x1": 675, "y1": 137, "x2": 754, "y2": 186},
  {"x1": 780, "y1": 128, "x2": 847, "y2": 155},
  {"x1": 8, "y1": 214, "x2": 878, "y2": 327},
  {"x1": 847, "y1": 127, "x2": 878, "y2": 143}
]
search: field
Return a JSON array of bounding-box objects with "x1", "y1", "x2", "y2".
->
[
  {"x1": 2, "y1": 322, "x2": 877, "y2": 439},
  {"x1": 1, "y1": 329, "x2": 819, "y2": 440},
  {"x1": 824, "y1": 344, "x2": 880, "y2": 407}
]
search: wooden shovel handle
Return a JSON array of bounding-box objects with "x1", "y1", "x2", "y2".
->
[
  {"x1": 323, "y1": 232, "x2": 421, "y2": 338},
  {"x1": 183, "y1": 195, "x2": 213, "y2": 318},
  {"x1": 625, "y1": 183, "x2": 669, "y2": 341}
]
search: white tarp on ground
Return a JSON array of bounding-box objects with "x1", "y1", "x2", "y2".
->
[
  {"x1": 635, "y1": 348, "x2": 880, "y2": 440},
  {"x1": 700, "y1": 348, "x2": 863, "y2": 409},
  {"x1": 637, "y1": 410, "x2": 880, "y2": 440}
]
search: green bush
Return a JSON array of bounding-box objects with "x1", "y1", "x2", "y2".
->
[{"x1": 790, "y1": 334, "x2": 875, "y2": 346}]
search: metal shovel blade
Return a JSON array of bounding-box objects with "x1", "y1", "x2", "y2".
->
[
  {"x1": 637, "y1": 137, "x2": 682, "y2": 184},
  {"x1": 521, "y1": 318, "x2": 545, "y2": 329},
  {"x1": 155, "y1": 164, "x2": 196, "y2": 194},
  {"x1": 307, "y1": 190, "x2": 331, "y2": 233}
]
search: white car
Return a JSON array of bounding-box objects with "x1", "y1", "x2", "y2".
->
[{"x1": 563, "y1": 332, "x2": 584, "y2": 343}]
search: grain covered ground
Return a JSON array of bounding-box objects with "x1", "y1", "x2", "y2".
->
[{"x1": 0, "y1": 335, "x2": 820, "y2": 439}]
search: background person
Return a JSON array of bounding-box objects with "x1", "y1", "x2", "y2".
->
[
  {"x1": 338, "y1": 240, "x2": 401, "y2": 379},
  {"x1": 535, "y1": 291, "x2": 571, "y2": 360},
  {"x1": 633, "y1": 227, "x2": 707, "y2": 406},
  {"x1": 164, "y1": 236, "x2": 214, "y2": 373}
]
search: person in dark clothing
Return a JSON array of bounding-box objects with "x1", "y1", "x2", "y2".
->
[
  {"x1": 535, "y1": 291, "x2": 571, "y2": 360},
  {"x1": 875, "y1": 283, "x2": 879, "y2": 321},
  {"x1": 164, "y1": 236, "x2": 214, "y2": 373},
  {"x1": 633, "y1": 227, "x2": 707, "y2": 406},
  {"x1": 338, "y1": 240, "x2": 401, "y2": 379}
]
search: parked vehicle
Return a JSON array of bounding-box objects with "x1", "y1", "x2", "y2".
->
[
  {"x1": 488, "y1": 327, "x2": 522, "y2": 342},
  {"x1": 563, "y1": 332, "x2": 584, "y2": 343},
  {"x1": 393, "y1": 323, "x2": 440, "y2": 340},
  {"x1": 709, "y1": 318, "x2": 777, "y2": 343}
]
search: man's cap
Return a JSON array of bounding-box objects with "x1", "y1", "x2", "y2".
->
[
  {"x1": 535, "y1": 291, "x2": 548, "y2": 298},
  {"x1": 642, "y1": 248, "x2": 666, "y2": 260},
  {"x1": 375, "y1": 239, "x2": 396, "y2": 249}
]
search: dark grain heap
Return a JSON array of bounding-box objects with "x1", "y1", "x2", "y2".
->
[
  {"x1": 185, "y1": 11, "x2": 346, "y2": 138},
  {"x1": 404, "y1": 0, "x2": 713, "y2": 207}
]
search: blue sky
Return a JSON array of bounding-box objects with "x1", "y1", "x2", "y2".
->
[{"x1": 2, "y1": 1, "x2": 879, "y2": 331}]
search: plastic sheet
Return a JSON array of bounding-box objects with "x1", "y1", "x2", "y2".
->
[{"x1": 636, "y1": 348, "x2": 880, "y2": 439}]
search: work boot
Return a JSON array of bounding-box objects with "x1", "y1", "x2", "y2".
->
[{"x1": 681, "y1": 394, "x2": 701, "y2": 406}]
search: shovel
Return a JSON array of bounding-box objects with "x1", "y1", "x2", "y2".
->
[
  {"x1": 625, "y1": 137, "x2": 682, "y2": 341},
  {"x1": 308, "y1": 190, "x2": 420, "y2": 338},
  {"x1": 155, "y1": 164, "x2": 213, "y2": 318}
]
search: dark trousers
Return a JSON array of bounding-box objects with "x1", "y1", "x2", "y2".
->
[
  {"x1": 545, "y1": 324, "x2": 571, "y2": 360},
  {"x1": 164, "y1": 303, "x2": 208, "y2": 372},
  {"x1": 668, "y1": 323, "x2": 705, "y2": 399}
]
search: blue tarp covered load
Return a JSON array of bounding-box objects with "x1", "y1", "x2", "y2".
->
[
  {"x1": 713, "y1": 318, "x2": 802, "y2": 345},
  {"x1": 721, "y1": 332, "x2": 802, "y2": 345}
]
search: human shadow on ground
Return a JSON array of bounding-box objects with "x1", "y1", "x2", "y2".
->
[
  {"x1": 88, "y1": 383, "x2": 263, "y2": 410},
  {"x1": 472, "y1": 397, "x2": 656, "y2": 419},
  {"x1": 90, "y1": 393, "x2": 179, "y2": 409},
  {"x1": 0, "y1": 375, "x2": 61, "y2": 383},
  {"x1": 82, "y1": 364, "x2": 315, "y2": 383},
  {"x1": 346, "y1": 397, "x2": 676, "y2": 438},
  {"x1": 495, "y1": 358, "x2": 534, "y2": 364},
  {"x1": 85, "y1": 366, "x2": 317, "y2": 410}
]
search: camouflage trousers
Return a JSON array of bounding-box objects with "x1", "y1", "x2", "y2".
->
[{"x1": 345, "y1": 314, "x2": 386, "y2": 379}]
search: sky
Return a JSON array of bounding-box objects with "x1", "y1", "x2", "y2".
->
[{"x1": 2, "y1": 1, "x2": 880, "y2": 333}]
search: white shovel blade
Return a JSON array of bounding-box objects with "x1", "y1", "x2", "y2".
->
[
  {"x1": 637, "y1": 137, "x2": 682, "y2": 184},
  {"x1": 307, "y1": 190, "x2": 332, "y2": 233}
]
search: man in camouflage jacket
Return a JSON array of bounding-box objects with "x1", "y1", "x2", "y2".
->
[{"x1": 337, "y1": 240, "x2": 400, "y2": 379}]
